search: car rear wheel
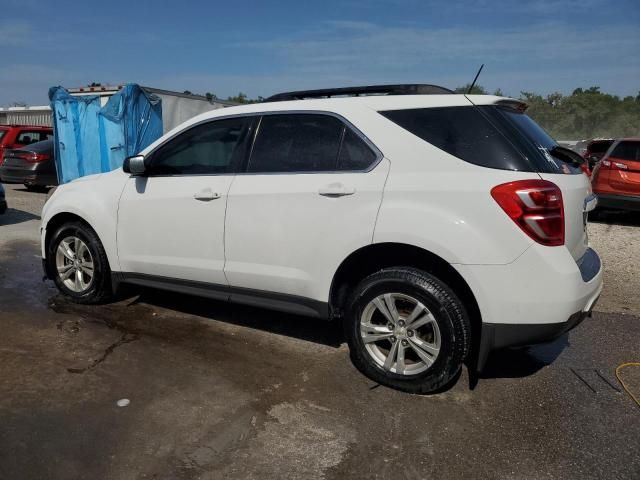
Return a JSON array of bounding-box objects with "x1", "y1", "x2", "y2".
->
[
  {"x1": 345, "y1": 267, "x2": 471, "y2": 394},
  {"x1": 47, "y1": 221, "x2": 113, "y2": 304}
]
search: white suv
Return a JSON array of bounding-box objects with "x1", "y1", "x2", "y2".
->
[{"x1": 41, "y1": 84, "x2": 603, "y2": 393}]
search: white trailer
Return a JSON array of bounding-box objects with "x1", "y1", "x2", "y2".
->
[{"x1": 1, "y1": 85, "x2": 237, "y2": 132}]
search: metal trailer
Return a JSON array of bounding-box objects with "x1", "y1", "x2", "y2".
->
[{"x1": 1, "y1": 85, "x2": 237, "y2": 132}]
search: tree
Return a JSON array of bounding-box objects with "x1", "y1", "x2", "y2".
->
[
  {"x1": 454, "y1": 83, "x2": 488, "y2": 94},
  {"x1": 227, "y1": 92, "x2": 250, "y2": 104}
]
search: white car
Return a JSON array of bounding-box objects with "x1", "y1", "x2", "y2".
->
[{"x1": 41, "y1": 84, "x2": 603, "y2": 393}]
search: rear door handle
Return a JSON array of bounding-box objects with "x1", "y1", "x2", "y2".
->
[
  {"x1": 194, "y1": 188, "x2": 221, "y2": 201},
  {"x1": 318, "y1": 183, "x2": 356, "y2": 197}
]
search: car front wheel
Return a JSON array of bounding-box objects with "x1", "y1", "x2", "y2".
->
[
  {"x1": 345, "y1": 267, "x2": 471, "y2": 394},
  {"x1": 47, "y1": 221, "x2": 113, "y2": 304}
]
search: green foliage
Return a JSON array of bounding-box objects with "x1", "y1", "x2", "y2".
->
[
  {"x1": 454, "y1": 83, "x2": 488, "y2": 94},
  {"x1": 454, "y1": 84, "x2": 640, "y2": 139},
  {"x1": 227, "y1": 92, "x2": 260, "y2": 104},
  {"x1": 520, "y1": 87, "x2": 640, "y2": 139}
]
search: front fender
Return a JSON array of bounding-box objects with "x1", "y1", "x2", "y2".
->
[{"x1": 41, "y1": 171, "x2": 128, "y2": 271}]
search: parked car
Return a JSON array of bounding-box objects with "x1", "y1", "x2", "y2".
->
[
  {"x1": 40, "y1": 85, "x2": 602, "y2": 393},
  {"x1": 0, "y1": 125, "x2": 53, "y2": 165},
  {"x1": 591, "y1": 138, "x2": 640, "y2": 211},
  {"x1": 582, "y1": 138, "x2": 614, "y2": 170},
  {"x1": 0, "y1": 183, "x2": 6, "y2": 214},
  {"x1": 0, "y1": 139, "x2": 57, "y2": 191}
]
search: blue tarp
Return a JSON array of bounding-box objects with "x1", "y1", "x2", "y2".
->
[{"x1": 49, "y1": 84, "x2": 163, "y2": 183}]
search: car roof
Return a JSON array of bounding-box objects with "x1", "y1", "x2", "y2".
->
[{"x1": 180, "y1": 93, "x2": 513, "y2": 126}]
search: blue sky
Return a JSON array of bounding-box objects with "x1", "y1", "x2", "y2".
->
[{"x1": 0, "y1": 0, "x2": 638, "y2": 105}]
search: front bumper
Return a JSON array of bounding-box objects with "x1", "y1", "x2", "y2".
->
[
  {"x1": 596, "y1": 193, "x2": 640, "y2": 212},
  {"x1": 0, "y1": 198, "x2": 6, "y2": 214}
]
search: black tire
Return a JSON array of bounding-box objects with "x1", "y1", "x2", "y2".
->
[
  {"x1": 344, "y1": 267, "x2": 471, "y2": 394},
  {"x1": 24, "y1": 184, "x2": 48, "y2": 193},
  {"x1": 46, "y1": 221, "x2": 113, "y2": 304}
]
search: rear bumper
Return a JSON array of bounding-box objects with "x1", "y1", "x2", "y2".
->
[
  {"x1": 456, "y1": 245, "x2": 603, "y2": 371},
  {"x1": 0, "y1": 165, "x2": 57, "y2": 186},
  {"x1": 596, "y1": 193, "x2": 640, "y2": 212}
]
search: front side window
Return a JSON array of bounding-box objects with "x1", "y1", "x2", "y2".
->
[
  {"x1": 0, "y1": 130, "x2": 7, "y2": 141},
  {"x1": 147, "y1": 117, "x2": 250, "y2": 175}
]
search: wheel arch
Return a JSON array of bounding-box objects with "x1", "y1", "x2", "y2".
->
[
  {"x1": 43, "y1": 212, "x2": 104, "y2": 278},
  {"x1": 329, "y1": 242, "x2": 483, "y2": 366}
]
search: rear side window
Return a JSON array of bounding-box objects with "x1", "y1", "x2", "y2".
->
[
  {"x1": 0, "y1": 130, "x2": 6, "y2": 141},
  {"x1": 249, "y1": 114, "x2": 343, "y2": 173},
  {"x1": 338, "y1": 129, "x2": 377, "y2": 170},
  {"x1": 609, "y1": 141, "x2": 640, "y2": 161},
  {"x1": 380, "y1": 107, "x2": 532, "y2": 171},
  {"x1": 247, "y1": 114, "x2": 378, "y2": 173},
  {"x1": 17, "y1": 131, "x2": 48, "y2": 145}
]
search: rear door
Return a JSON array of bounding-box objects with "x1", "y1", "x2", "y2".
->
[{"x1": 224, "y1": 113, "x2": 389, "y2": 308}]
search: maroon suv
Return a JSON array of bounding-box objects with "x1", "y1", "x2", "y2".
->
[{"x1": 0, "y1": 125, "x2": 53, "y2": 165}]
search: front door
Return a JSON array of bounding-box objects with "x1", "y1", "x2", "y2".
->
[{"x1": 117, "y1": 116, "x2": 252, "y2": 285}]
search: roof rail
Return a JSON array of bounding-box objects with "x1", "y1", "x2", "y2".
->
[{"x1": 266, "y1": 84, "x2": 454, "y2": 101}]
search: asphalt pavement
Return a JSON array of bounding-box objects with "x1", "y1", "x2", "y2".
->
[{"x1": 1, "y1": 184, "x2": 639, "y2": 480}]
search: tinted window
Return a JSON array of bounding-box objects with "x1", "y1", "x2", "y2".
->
[
  {"x1": 609, "y1": 141, "x2": 640, "y2": 162},
  {"x1": 148, "y1": 117, "x2": 249, "y2": 175},
  {"x1": 17, "y1": 131, "x2": 47, "y2": 144},
  {"x1": 248, "y1": 114, "x2": 343, "y2": 173},
  {"x1": 338, "y1": 129, "x2": 377, "y2": 170},
  {"x1": 381, "y1": 107, "x2": 532, "y2": 171},
  {"x1": 589, "y1": 140, "x2": 613, "y2": 154}
]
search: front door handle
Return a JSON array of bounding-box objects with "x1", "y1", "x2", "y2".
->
[
  {"x1": 318, "y1": 183, "x2": 356, "y2": 197},
  {"x1": 194, "y1": 188, "x2": 221, "y2": 201}
]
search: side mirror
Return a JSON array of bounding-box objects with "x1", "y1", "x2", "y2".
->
[{"x1": 123, "y1": 155, "x2": 146, "y2": 175}]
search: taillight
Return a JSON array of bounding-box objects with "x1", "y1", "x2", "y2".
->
[
  {"x1": 15, "y1": 152, "x2": 50, "y2": 163},
  {"x1": 600, "y1": 159, "x2": 628, "y2": 170},
  {"x1": 491, "y1": 180, "x2": 565, "y2": 247}
]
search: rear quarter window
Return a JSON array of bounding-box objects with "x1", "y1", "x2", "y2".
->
[{"x1": 380, "y1": 106, "x2": 534, "y2": 171}]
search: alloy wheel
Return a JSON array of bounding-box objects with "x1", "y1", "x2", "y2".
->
[{"x1": 360, "y1": 293, "x2": 441, "y2": 375}]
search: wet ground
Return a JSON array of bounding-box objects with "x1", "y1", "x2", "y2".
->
[{"x1": 1, "y1": 184, "x2": 639, "y2": 480}]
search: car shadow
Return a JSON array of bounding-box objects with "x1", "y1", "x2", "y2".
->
[
  {"x1": 479, "y1": 335, "x2": 569, "y2": 380},
  {"x1": 590, "y1": 210, "x2": 640, "y2": 227},
  {"x1": 0, "y1": 208, "x2": 40, "y2": 226},
  {"x1": 132, "y1": 287, "x2": 345, "y2": 348}
]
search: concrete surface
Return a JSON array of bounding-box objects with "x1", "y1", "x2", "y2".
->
[{"x1": 1, "y1": 184, "x2": 639, "y2": 480}]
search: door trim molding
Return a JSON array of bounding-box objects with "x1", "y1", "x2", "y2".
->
[{"x1": 112, "y1": 272, "x2": 330, "y2": 319}]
